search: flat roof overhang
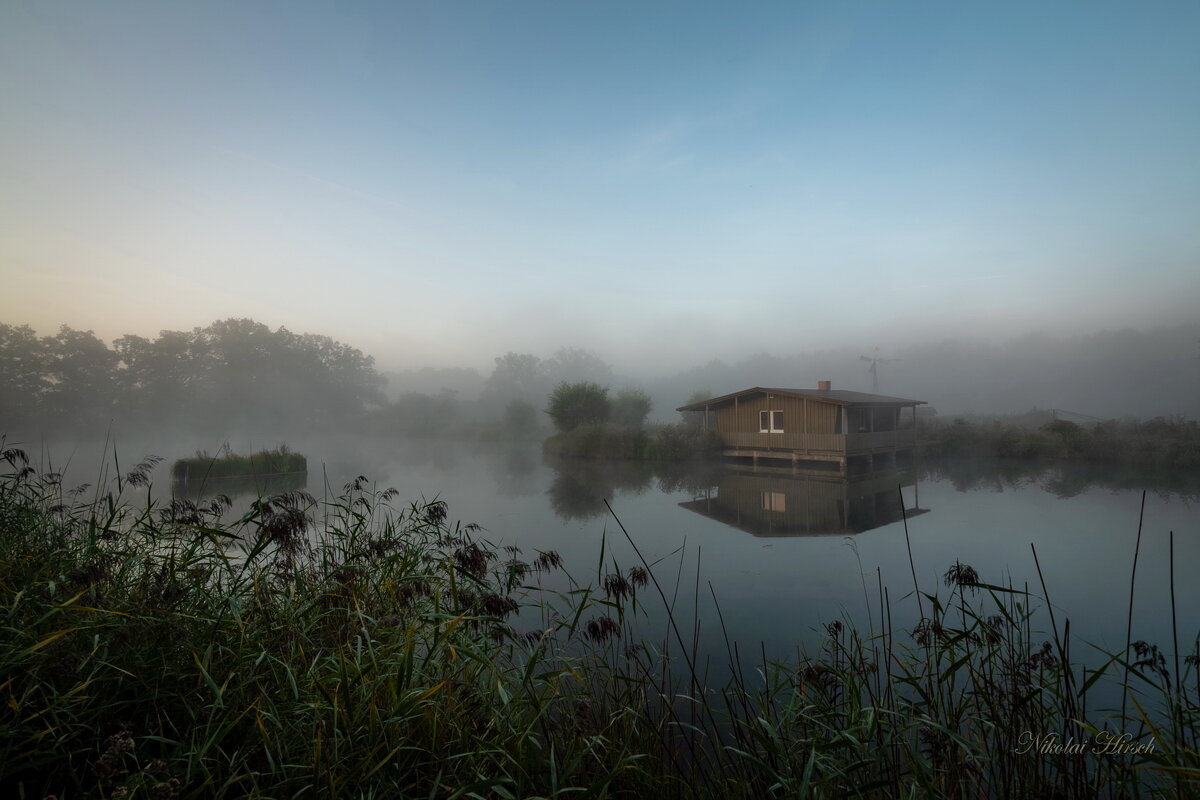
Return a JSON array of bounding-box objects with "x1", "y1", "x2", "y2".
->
[{"x1": 678, "y1": 386, "x2": 927, "y2": 412}]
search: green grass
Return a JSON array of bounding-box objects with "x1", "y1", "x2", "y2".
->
[
  {"x1": 2, "y1": 439, "x2": 1198, "y2": 798},
  {"x1": 171, "y1": 445, "x2": 308, "y2": 481}
]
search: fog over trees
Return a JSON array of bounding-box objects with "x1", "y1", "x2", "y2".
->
[
  {"x1": 2, "y1": 318, "x2": 1197, "y2": 440},
  {"x1": 1, "y1": 318, "x2": 385, "y2": 434}
]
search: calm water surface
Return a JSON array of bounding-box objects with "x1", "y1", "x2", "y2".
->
[{"x1": 22, "y1": 433, "x2": 1200, "y2": 681}]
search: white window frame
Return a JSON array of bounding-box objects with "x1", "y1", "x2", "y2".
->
[{"x1": 759, "y1": 409, "x2": 784, "y2": 433}]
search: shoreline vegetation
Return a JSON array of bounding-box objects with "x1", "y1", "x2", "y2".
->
[
  {"x1": 919, "y1": 413, "x2": 1200, "y2": 470},
  {"x1": 536, "y1": 382, "x2": 1200, "y2": 471},
  {"x1": 2, "y1": 442, "x2": 1198, "y2": 797},
  {"x1": 543, "y1": 416, "x2": 1200, "y2": 472},
  {"x1": 541, "y1": 381, "x2": 723, "y2": 461}
]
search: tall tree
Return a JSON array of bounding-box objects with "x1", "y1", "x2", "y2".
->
[
  {"x1": 41, "y1": 326, "x2": 119, "y2": 428},
  {"x1": 0, "y1": 323, "x2": 48, "y2": 425},
  {"x1": 543, "y1": 347, "x2": 613, "y2": 387},
  {"x1": 3, "y1": 317, "x2": 389, "y2": 432},
  {"x1": 482, "y1": 352, "x2": 546, "y2": 406},
  {"x1": 114, "y1": 329, "x2": 201, "y2": 425}
]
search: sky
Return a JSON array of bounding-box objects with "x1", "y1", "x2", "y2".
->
[{"x1": 2, "y1": 1, "x2": 1198, "y2": 375}]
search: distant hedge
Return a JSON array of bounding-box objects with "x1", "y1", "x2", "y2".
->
[{"x1": 921, "y1": 416, "x2": 1200, "y2": 469}]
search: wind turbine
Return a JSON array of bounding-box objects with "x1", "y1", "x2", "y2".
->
[{"x1": 860, "y1": 347, "x2": 898, "y2": 394}]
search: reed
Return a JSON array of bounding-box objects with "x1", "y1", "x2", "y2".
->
[{"x1": 1, "y1": 440, "x2": 1196, "y2": 798}]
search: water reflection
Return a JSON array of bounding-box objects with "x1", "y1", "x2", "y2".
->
[
  {"x1": 546, "y1": 459, "x2": 657, "y2": 520},
  {"x1": 543, "y1": 457, "x2": 927, "y2": 536},
  {"x1": 679, "y1": 466, "x2": 928, "y2": 537},
  {"x1": 487, "y1": 444, "x2": 540, "y2": 499},
  {"x1": 922, "y1": 458, "x2": 1200, "y2": 500},
  {"x1": 541, "y1": 452, "x2": 1200, "y2": 538},
  {"x1": 545, "y1": 458, "x2": 726, "y2": 521}
]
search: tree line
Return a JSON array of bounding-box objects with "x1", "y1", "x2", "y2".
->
[
  {"x1": 0, "y1": 320, "x2": 638, "y2": 439},
  {"x1": 0, "y1": 319, "x2": 386, "y2": 433}
]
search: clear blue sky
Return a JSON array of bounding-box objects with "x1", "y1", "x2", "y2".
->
[{"x1": 2, "y1": 1, "x2": 1198, "y2": 372}]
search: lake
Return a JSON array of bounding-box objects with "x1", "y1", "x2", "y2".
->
[{"x1": 16, "y1": 432, "x2": 1200, "y2": 692}]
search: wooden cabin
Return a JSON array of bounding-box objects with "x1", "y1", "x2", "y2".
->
[{"x1": 677, "y1": 382, "x2": 925, "y2": 470}]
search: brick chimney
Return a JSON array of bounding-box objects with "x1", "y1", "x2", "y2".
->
[{"x1": 818, "y1": 380, "x2": 831, "y2": 391}]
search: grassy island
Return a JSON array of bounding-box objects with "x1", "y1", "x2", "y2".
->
[{"x1": 171, "y1": 445, "x2": 308, "y2": 481}]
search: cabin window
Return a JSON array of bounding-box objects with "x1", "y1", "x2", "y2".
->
[
  {"x1": 759, "y1": 410, "x2": 784, "y2": 433},
  {"x1": 761, "y1": 492, "x2": 786, "y2": 512}
]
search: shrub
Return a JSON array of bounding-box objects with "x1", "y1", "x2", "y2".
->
[
  {"x1": 653, "y1": 424, "x2": 722, "y2": 460},
  {"x1": 545, "y1": 381, "x2": 610, "y2": 432}
]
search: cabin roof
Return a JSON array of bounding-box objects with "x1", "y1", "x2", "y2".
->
[{"x1": 676, "y1": 386, "x2": 926, "y2": 411}]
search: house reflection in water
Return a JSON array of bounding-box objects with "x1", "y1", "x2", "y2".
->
[{"x1": 678, "y1": 465, "x2": 928, "y2": 537}]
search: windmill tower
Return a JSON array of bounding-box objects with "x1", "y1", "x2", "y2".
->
[{"x1": 860, "y1": 347, "x2": 898, "y2": 394}]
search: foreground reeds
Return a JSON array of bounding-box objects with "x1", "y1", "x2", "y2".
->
[{"x1": 1, "y1": 440, "x2": 1197, "y2": 798}]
